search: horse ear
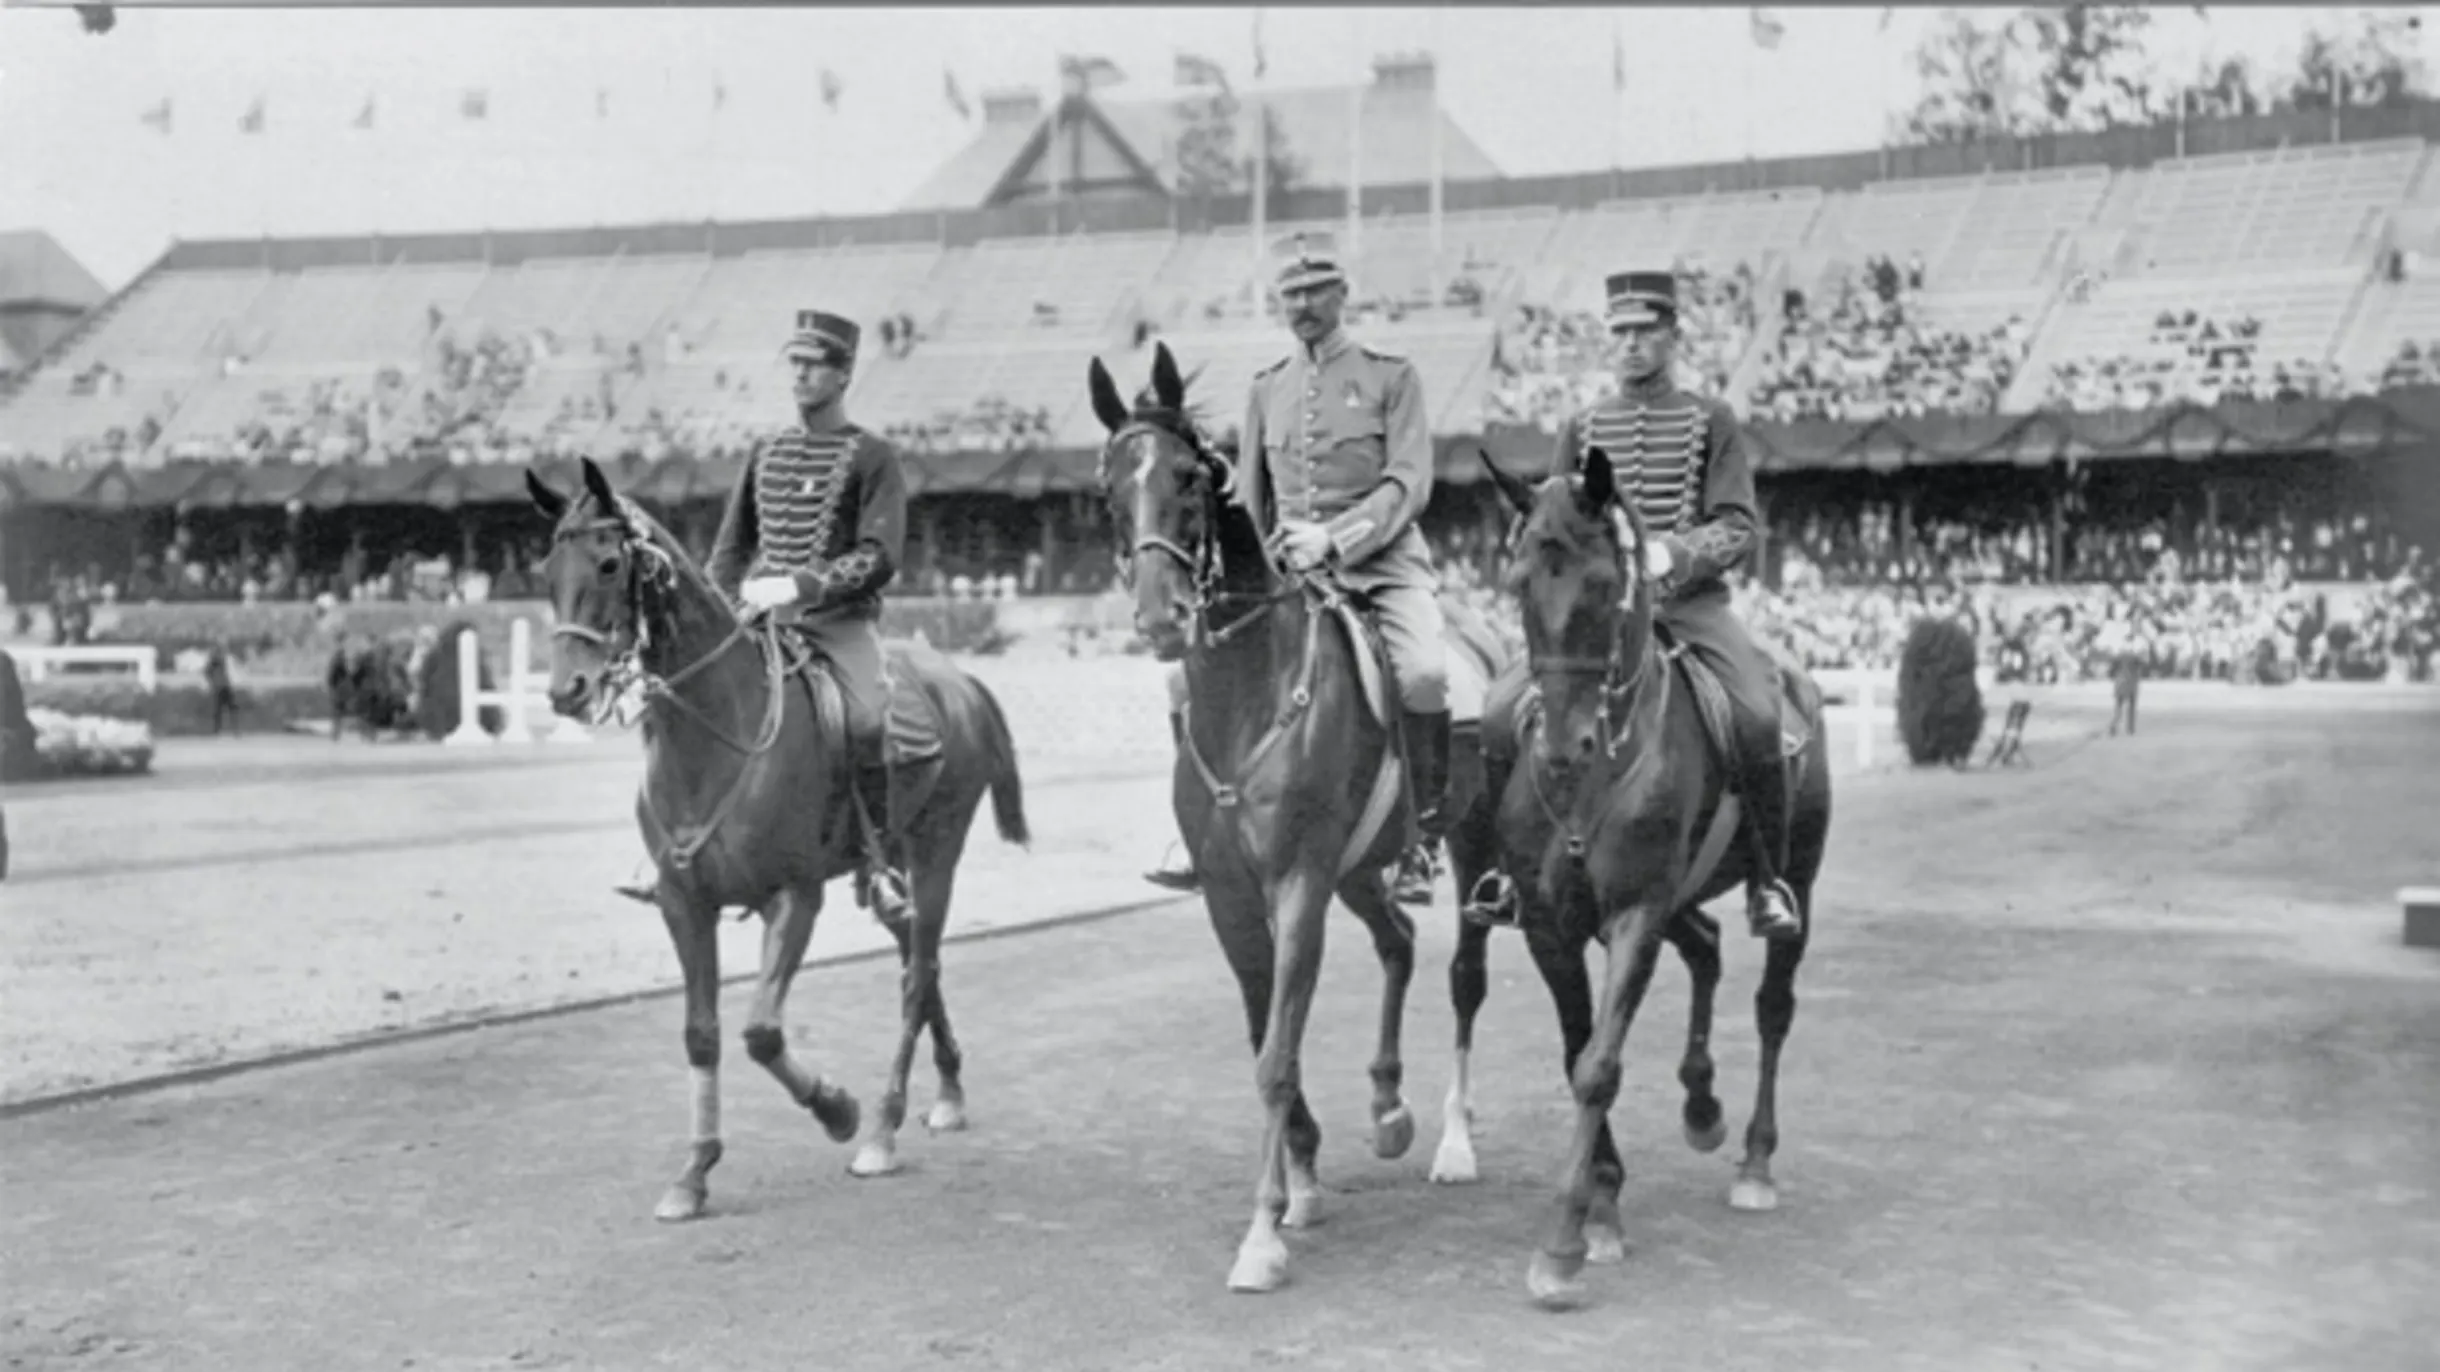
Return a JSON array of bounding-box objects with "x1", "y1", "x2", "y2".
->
[
  {"x1": 1088, "y1": 357, "x2": 1131, "y2": 435},
  {"x1": 1578, "y1": 445, "x2": 1618, "y2": 514},
  {"x1": 525, "y1": 469, "x2": 568, "y2": 522},
  {"x1": 1477, "y1": 447, "x2": 1535, "y2": 518},
  {"x1": 1150, "y1": 342, "x2": 1186, "y2": 412},
  {"x1": 579, "y1": 456, "x2": 621, "y2": 519}
]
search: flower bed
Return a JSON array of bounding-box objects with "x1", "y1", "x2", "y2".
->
[
  {"x1": 17, "y1": 707, "x2": 155, "y2": 779},
  {"x1": 19, "y1": 675, "x2": 336, "y2": 740}
]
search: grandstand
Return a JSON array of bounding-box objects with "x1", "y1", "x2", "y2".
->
[{"x1": 6, "y1": 95, "x2": 2440, "y2": 475}]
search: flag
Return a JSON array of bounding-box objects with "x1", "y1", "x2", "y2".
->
[
  {"x1": 1750, "y1": 7, "x2": 1786, "y2": 51},
  {"x1": 1612, "y1": 29, "x2": 1626, "y2": 92},
  {"x1": 819, "y1": 67, "x2": 842, "y2": 112},
  {"x1": 460, "y1": 88, "x2": 488, "y2": 120},
  {"x1": 352, "y1": 96, "x2": 375, "y2": 131},
  {"x1": 1252, "y1": 10, "x2": 1267, "y2": 80},
  {"x1": 1060, "y1": 54, "x2": 1124, "y2": 94},
  {"x1": 238, "y1": 96, "x2": 265, "y2": 134},
  {"x1": 1176, "y1": 52, "x2": 1230, "y2": 94},
  {"x1": 712, "y1": 79, "x2": 727, "y2": 112},
  {"x1": 943, "y1": 69, "x2": 971, "y2": 121},
  {"x1": 595, "y1": 89, "x2": 609, "y2": 120},
  {"x1": 1878, "y1": 7, "x2": 1895, "y2": 33},
  {"x1": 138, "y1": 97, "x2": 172, "y2": 134}
]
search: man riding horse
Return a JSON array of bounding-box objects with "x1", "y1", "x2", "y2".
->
[
  {"x1": 1532, "y1": 269, "x2": 1802, "y2": 941},
  {"x1": 613, "y1": 308, "x2": 911, "y2": 919},
  {"x1": 1143, "y1": 231, "x2": 1452, "y2": 898}
]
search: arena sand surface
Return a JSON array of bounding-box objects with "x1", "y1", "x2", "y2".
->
[{"x1": 3, "y1": 677, "x2": 2436, "y2": 1370}]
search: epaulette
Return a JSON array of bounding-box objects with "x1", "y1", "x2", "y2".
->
[
  {"x1": 1252, "y1": 356, "x2": 1291, "y2": 381},
  {"x1": 1357, "y1": 344, "x2": 1409, "y2": 364}
]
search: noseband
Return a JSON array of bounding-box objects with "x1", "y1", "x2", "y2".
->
[
  {"x1": 1105, "y1": 421, "x2": 1295, "y2": 650},
  {"x1": 1524, "y1": 514, "x2": 1660, "y2": 762}
]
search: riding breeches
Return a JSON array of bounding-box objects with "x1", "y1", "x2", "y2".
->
[
  {"x1": 1366, "y1": 581, "x2": 1449, "y2": 715},
  {"x1": 1657, "y1": 593, "x2": 1785, "y2": 762},
  {"x1": 791, "y1": 616, "x2": 889, "y2": 765}
]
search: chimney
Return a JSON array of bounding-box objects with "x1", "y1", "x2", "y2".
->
[
  {"x1": 1370, "y1": 52, "x2": 1436, "y2": 94},
  {"x1": 983, "y1": 88, "x2": 1044, "y2": 125}
]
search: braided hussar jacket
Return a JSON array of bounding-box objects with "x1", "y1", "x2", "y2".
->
[
  {"x1": 705, "y1": 423, "x2": 909, "y2": 623},
  {"x1": 1550, "y1": 373, "x2": 1761, "y2": 605}
]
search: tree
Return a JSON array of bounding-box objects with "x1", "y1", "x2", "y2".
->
[
  {"x1": 2014, "y1": 4, "x2": 2160, "y2": 131},
  {"x1": 1897, "y1": 9, "x2": 2044, "y2": 144},
  {"x1": 2282, "y1": 10, "x2": 2429, "y2": 111},
  {"x1": 1172, "y1": 91, "x2": 1304, "y2": 201}
]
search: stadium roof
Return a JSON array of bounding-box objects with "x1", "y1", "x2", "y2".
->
[
  {"x1": 0, "y1": 230, "x2": 107, "y2": 312},
  {"x1": 901, "y1": 63, "x2": 1501, "y2": 212}
]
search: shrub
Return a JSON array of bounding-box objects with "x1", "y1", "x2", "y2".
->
[
  {"x1": 20, "y1": 676, "x2": 337, "y2": 739},
  {"x1": 1897, "y1": 616, "x2": 1984, "y2": 767}
]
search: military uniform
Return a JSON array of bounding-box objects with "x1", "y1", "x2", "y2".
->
[
  {"x1": 1549, "y1": 271, "x2": 1801, "y2": 939},
  {"x1": 1142, "y1": 233, "x2": 1451, "y2": 896},
  {"x1": 704, "y1": 309, "x2": 912, "y2": 910}
]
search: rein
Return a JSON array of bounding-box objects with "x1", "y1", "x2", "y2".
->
[
  {"x1": 551, "y1": 513, "x2": 804, "y2": 872},
  {"x1": 1520, "y1": 515, "x2": 1673, "y2": 862}
]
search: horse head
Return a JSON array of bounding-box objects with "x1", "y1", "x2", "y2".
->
[
  {"x1": 1087, "y1": 341, "x2": 1252, "y2": 661},
  {"x1": 525, "y1": 456, "x2": 688, "y2": 721},
  {"x1": 1500, "y1": 446, "x2": 1655, "y2": 767}
]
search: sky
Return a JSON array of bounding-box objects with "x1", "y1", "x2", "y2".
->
[{"x1": 0, "y1": 4, "x2": 2424, "y2": 291}]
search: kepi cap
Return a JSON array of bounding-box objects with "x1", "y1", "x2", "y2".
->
[
  {"x1": 1603, "y1": 271, "x2": 1678, "y2": 331},
  {"x1": 1272, "y1": 231, "x2": 1346, "y2": 294},
  {"x1": 782, "y1": 309, "x2": 860, "y2": 366}
]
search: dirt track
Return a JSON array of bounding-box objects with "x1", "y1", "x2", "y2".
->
[{"x1": 5, "y1": 681, "x2": 2437, "y2": 1370}]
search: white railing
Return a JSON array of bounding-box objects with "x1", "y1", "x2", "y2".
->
[
  {"x1": 9, "y1": 645, "x2": 159, "y2": 693},
  {"x1": 443, "y1": 618, "x2": 591, "y2": 746}
]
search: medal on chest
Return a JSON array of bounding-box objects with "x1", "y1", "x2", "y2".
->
[{"x1": 1343, "y1": 380, "x2": 1364, "y2": 409}]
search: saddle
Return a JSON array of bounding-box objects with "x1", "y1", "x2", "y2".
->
[
  {"x1": 782, "y1": 641, "x2": 947, "y2": 772},
  {"x1": 1485, "y1": 630, "x2": 1813, "y2": 775}
]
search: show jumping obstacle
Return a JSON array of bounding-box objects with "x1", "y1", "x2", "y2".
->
[{"x1": 443, "y1": 618, "x2": 591, "y2": 746}]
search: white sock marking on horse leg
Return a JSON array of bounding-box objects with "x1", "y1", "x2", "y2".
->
[{"x1": 691, "y1": 1067, "x2": 721, "y2": 1144}]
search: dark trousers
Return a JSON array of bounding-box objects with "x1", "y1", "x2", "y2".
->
[
  {"x1": 209, "y1": 685, "x2": 239, "y2": 734},
  {"x1": 787, "y1": 615, "x2": 888, "y2": 766},
  {"x1": 1659, "y1": 593, "x2": 1791, "y2": 878}
]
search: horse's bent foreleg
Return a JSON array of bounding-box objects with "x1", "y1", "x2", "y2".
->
[
  {"x1": 741, "y1": 884, "x2": 861, "y2": 1153},
  {"x1": 1228, "y1": 867, "x2": 1330, "y2": 1294},
  {"x1": 656, "y1": 891, "x2": 725, "y2": 1222},
  {"x1": 1529, "y1": 903, "x2": 1667, "y2": 1309},
  {"x1": 1733, "y1": 912, "x2": 1808, "y2": 1213},
  {"x1": 1663, "y1": 909, "x2": 1727, "y2": 1154},
  {"x1": 1518, "y1": 904, "x2": 1626, "y2": 1262},
  {"x1": 1337, "y1": 866, "x2": 1418, "y2": 1163}
]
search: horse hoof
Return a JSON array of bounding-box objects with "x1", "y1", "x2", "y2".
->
[
  {"x1": 1227, "y1": 1238, "x2": 1290, "y2": 1293},
  {"x1": 1728, "y1": 1177, "x2": 1779, "y2": 1212},
  {"x1": 848, "y1": 1141, "x2": 902, "y2": 1178},
  {"x1": 1372, "y1": 1104, "x2": 1415, "y2": 1160},
  {"x1": 812, "y1": 1089, "x2": 861, "y2": 1145},
  {"x1": 924, "y1": 1100, "x2": 969, "y2": 1133},
  {"x1": 1282, "y1": 1187, "x2": 1325, "y2": 1230},
  {"x1": 653, "y1": 1185, "x2": 707, "y2": 1222},
  {"x1": 1684, "y1": 1118, "x2": 1728, "y2": 1154},
  {"x1": 1526, "y1": 1251, "x2": 1588, "y2": 1310},
  {"x1": 1585, "y1": 1225, "x2": 1628, "y2": 1266},
  {"x1": 1428, "y1": 1135, "x2": 1479, "y2": 1185}
]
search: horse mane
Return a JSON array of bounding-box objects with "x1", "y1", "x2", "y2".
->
[{"x1": 582, "y1": 487, "x2": 734, "y2": 636}]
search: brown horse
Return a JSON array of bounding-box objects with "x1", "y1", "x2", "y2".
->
[
  {"x1": 1090, "y1": 343, "x2": 1518, "y2": 1293},
  {"x1": 1478, "y1": 450, "x2": 1832, "y2": 1310},
  {"x1": 525, "y1": 457, "x2": 1031, "y2": 1218}
]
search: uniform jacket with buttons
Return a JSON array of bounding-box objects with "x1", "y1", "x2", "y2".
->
[
  {"x1": 1237, "y1": 328, "x2": 1437, "y2": 592},
  {"x1": 1549, "y1": 371, "x2": 1759, "y2": 606},
  {"x1": 706, "y1": 422, "x2": 908, "y2": 624}
]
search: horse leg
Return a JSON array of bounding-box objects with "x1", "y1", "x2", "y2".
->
[
  {"x1": 1528, "y1": 901, "x2": 1670, "y2": 1310},
  {"x1": 913, "y1": 841, "x2": 971, "y2": 1135},
  {"x1": 1664, "y1": 909, "x2": 1728, "y2": 1154},
  {"x1": 1732, "y1": 891, "x2": 1809, "y2": 1213},
  {"x1": 1518, "y1": 900, "x2": 1627, "y2": 1266},
  {"x1": 654, "y1": 890, "x2": 726, "y2": 1222},
  {"x1": 742, "y1": 883, "x2": 863, "y2": 1155},
  {"x1": 1225, "y1": 867, "x2": 1330, "y2": 1293},
  {"x1": 850, "y1": 839, "x2": 965, "y2": 1177},
  {"x1": 1430, "y1": 819, "x2": 1498, "y2": 1185},
  {"x1": 1336, "y1": 865, "x2": 1418, "y2": 1162}
]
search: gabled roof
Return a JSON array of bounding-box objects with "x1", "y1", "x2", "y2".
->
[
  {"x1": 900, "y1": 83, "x2": 1503, "y2": 213},
  {"x1": 0, "y1": 230, "x2": 108, "y2": 312}
]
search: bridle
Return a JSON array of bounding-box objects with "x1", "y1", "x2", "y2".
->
[
  {"x1": 1104, "y1": 419, "x2": 1300, "y2": 652},
  {"x1": 547, "y1": 503, "x2": 800, "y2": 870}
]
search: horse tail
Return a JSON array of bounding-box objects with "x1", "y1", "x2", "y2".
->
[{"x1": 971, "y1": 677, "x2": 1031, "y2": 848}]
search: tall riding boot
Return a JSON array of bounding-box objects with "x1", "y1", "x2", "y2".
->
[
  {"x1": 853, "y1": 743, "x2": 911, "y2": 926},
  {"x1": 1739, "y1": 711, "x2": 1803, "y2": 942},
  {"x1": 1145, "y1": 712, "x2": 1203, "y2": 893},
  {"x1": 1394, "y1": 710, "x2": 1451, "y2": 906}
]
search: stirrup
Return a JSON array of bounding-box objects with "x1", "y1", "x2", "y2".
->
[
  {"x1": 1747, "y1": 879, "x2": 1803, "y2": 942},
  {"x1": 1143, "y1": 841, "x2": 1202, "y2": 893},
  {"x1": 612, "y1": 862, "x2": 658, "y2": 906},
  {"x1": 866, "y1": 861, "x2": 912, "y2": 926},
  {"x1": 1461, "y1": 871, "x2": 1521, "y2": 929},
  {"x1": 1393, "y1": 843, "x2": 1438, "y2": 906}
]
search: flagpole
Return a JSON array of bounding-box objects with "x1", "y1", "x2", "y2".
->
[
  {"x1": 1347, "y1": 11, "x2": 1366, "y2": 274},
  {"x1": 1428, "y1": 5, "x2": 1445, "y2": 308},
  {"x1": 1047, "y1": 59, "x2": 1064, "y2": 229},
  {"x1": 1608, "y1": 14, "x2": 1623, "y2": 196},
  {"x1": 1250, "y1": 12, "x2": 1269, "y2": 292}
]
